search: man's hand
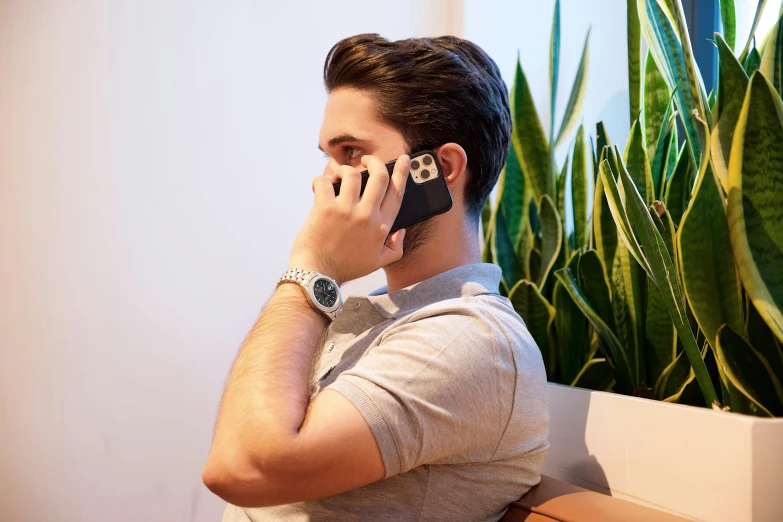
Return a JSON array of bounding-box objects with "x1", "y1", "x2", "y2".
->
[{"x1": 288, "y1": 154, "x2": 411, "y2": 285}]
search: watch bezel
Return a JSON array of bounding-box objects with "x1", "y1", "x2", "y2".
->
[{"x1": 305, "y1": 274, "x2": 342, "y2": 314}]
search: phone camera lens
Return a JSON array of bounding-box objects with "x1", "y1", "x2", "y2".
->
[
  {"x1": 411, "y1": 160, "x2": 420, "y2": 170},
  {"x1": 420, "y1": 169, "x2": 430, "y2": 179},
  {"x1": 422, "y1": 156, "x2": 432, "y2": 166}
]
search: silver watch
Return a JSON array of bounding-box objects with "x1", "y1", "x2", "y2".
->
[{"x1": 276, "y1": 268, "x2": 343, "y2": 320}]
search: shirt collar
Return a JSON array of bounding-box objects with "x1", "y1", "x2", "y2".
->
[{"x1": 361, "y1": 262, "x2": 502, "y2": 318}]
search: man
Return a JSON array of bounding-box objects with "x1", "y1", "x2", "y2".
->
[{"x1": 202, "y1": 34, "x2": 549, "y2": 521}]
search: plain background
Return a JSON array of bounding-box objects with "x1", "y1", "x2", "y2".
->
[{"x1": 0, "y1": 1, "x2": 774, "y2": 520}]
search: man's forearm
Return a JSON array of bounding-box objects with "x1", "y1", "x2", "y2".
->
[{"x1": 206, "y1": 283, "x2": 329, "y2": 471}]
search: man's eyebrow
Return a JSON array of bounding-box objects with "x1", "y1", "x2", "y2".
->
[{"x1": 317, "y1": 134, "x2": 364, "y2": 152}]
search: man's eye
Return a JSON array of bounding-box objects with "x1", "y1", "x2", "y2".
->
[{"x1": 345, "y1": 146, "x2": 362, "y2": 160}]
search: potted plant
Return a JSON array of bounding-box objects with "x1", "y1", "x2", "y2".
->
[{"x1": 482, "y1": 1, "x2": 783, "y2": 520}]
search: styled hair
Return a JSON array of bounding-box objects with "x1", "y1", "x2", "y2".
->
[{"x1": 323, "y1": 33, "x2": 511, "y2": 220}]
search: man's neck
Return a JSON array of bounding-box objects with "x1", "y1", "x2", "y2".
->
[{"x1": 383, "y1": 220, "x2": 482, "y2": 293}]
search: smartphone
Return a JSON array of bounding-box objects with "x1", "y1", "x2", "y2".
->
[{"x1": 332, "y1": 150, "x2": 453, "y2": 233}]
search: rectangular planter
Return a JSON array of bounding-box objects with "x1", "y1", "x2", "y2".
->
[{"x1": 543, "y1": 383, "x2": 783, "y2": 522}]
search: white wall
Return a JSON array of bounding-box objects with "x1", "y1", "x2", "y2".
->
[{"x1": 0, "y1": 2, "x2": 459, "y2": 520}]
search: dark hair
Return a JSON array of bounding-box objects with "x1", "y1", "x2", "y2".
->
[{"x1": 323, "y1": 33, "x2": 511, "y2": 221}]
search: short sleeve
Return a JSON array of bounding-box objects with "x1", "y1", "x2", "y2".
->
[{"x1": 323, "y1": 308, "x2": 511, "y2": 479}]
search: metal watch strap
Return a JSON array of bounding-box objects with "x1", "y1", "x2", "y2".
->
[{"x1": 276, "y1": 268, "x2": 317, "y2": 288}]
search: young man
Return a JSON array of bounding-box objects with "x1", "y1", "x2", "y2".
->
[{"x1": 202, "y1": 34, "x2": 549, "y2": 521}]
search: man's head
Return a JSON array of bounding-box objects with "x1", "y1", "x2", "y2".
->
[{"x1": 318, "y1": 34, "x2": 510, "y2": 257}]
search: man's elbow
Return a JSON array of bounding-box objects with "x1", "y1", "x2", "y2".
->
[{"x1": 202, "y1": 452, "x2": 271, "y2": 508}]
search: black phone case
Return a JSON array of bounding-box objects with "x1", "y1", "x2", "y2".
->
[{"x1": 332, "y1": 150, "x2": 453, "y2": 233}]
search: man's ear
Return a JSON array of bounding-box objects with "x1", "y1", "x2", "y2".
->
[{"x1": 434, "y1": 143, "x2": 468, "y2": 186}]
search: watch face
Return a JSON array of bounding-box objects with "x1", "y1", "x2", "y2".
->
[{"x1": 313, "y1": 278, "x2": 338, "y2": 308}]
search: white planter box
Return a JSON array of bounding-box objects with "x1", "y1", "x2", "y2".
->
[{"x1": 543, "y1": 383, "x2": 783, "y2": 522}]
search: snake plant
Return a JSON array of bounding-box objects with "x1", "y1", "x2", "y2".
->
[{"x1": 483, "y1": 0, "x2": 783, "y2": 416}]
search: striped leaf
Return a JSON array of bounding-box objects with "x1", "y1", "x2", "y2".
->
[
  {"x1": 509, "y1": 279, "x2": 556, "y2": 377},
  {"x1": 639, "y1": 0, "x2": 710, "y2": 168},
  {"x1": 727, "y1": 72, "x2": 783, "y2": 345},
  {"x1": 555, "y1": 30, "x2": 591, "y2": 148},
  {"x1": 719, "y1": 0, "x2": 736, "y2": 51},
  {"x1": 571, "y1": 358, "x2": 615, "y2": 391},
  {"x1": 643, "y1": 50, "x2": 671, "y2": 161},
  {"x1": 664, "y1": 145, "x2": 694, "y2": 227},
  {"x1": 743, "y1": 46, "x2": 762, "y2": 75},
  {"x1": 593, "y1": 171, "x2": 619, "y2": 280},
  {"x1": 492, "y1": 204, "x2": 525, "y2": 289},
  {"x1": 537, "y1": 194, "x2": 563, "y2": 288},
  {"x1": 623, "y1": 119, "x2": 655, "y2": 205},
  {"x1": 650, "y1": 91, "x2": 677, "y2": 199},
  {"x1": 553, "y1": 252, "x2": 591, "y2": 384},
  {"x1": 678, "y1": 159, "x2": 744, "y2": 353},
  {"x1": 628, "y1": 0, "x2": 643, "y2": 124},
  {"x1": 577, "y1": 250, "x2": 615, "y2": 330},
  {"x1": 712, "y1": 34, "x2": 750, "y2": 192},
  {"x1": 601, "y1": 154, "x2": 720, "y2": 406},
  {"x1": 555, "y1": 267, "x2": 636, "y2": 394},
  {"x1": 550, "y1": 0, "x2": 561, "y2": 153},
  {"x1": 499, "y1": 112, "x2": 529, "y2": 248},
  {"x1": 715, "y1": 324, "x2": 783, "y2": 416},
  {"x1": 511, "y1": 57, "x2": 553, "y2": 200},
  {"x1": 572, "y1": 125, "x2": 590, "y2": 249},
  {"x1": 760, "y1": 15, "x2": 783, "y2": 95}
]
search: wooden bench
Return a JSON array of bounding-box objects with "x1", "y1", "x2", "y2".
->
[{"x1": 501, "y1": 475, "x2": 691, "y2": 521}]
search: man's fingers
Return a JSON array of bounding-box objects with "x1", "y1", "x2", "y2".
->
[
  {"x1": 380, "y1": 154, "x2": 410, "y2": 225},
  {"x1": 312, "y1": 174, "x2": 335, "y2": 203},
  {"x1": 377, "y1": 228, "x2": 405, "y2": 267},
  {"x1": 359, "y1": 155, "x2": 391, "y2": 211},
  {"x1": 335, "y1": 165, "x2": 362, "y2": 204}
]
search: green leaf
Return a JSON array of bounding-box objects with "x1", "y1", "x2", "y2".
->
[
  {"x1": 511, "y1": 57, "x2": 553, "y2": 200},
  {"x1": 610, "y1": 241, "x2": 647, "y2": 387},
  {"x1": 577, "y1": 250, "x2": 615, "y2": 330},
  {"x1": 739, "y1": 0, "x2": 770, "y2": 62},
  {"x1": 646, "y1": 278, "x2": 677, "y2": 389},
  {"x1": 720, "y1": 0, "x2": 736, "y2": 51},
  {"x1": 537, "y1": 194, "x2": 563, "y2": 288},
  {"x1": 650, "y1": 90, "x2": 678, "y2": 199},
  {"x1": 497, "y1": 126, "x2": 528, "y2": 247},
  {"x1": 727, "y1": 72, "x2": 783, "y2": 345},
  {"x1": 596, "y1": 121, "x2": 611, "y2": 165},
  {"x1": 550, "y1": 0, "x2": 561, "y2": 151},
  {"x1": 743, "y1": 46, "x2": 762, "y2": 75},
  {"x1": 628, "y1": 0, "x2": 642, "y2": 124},
  {"x1": 557, "y1": 157, "x2": 568, "y2": 230},
  {"x1": 643, "y1": 50, "x2": 671, "y2": 161},
  {"x1": 760, "y1": 15, "x2": 783, "y2": 95},
  {"x1": 678, "y1": 162, "x2": 744, "y2": 352},
  {"x1": 552, "y1": 251, "x2": 591, "y2": 384},
  {"x1": 509, "y1": 279, "x2": 556, "y2": 377},
  {"x1": 555, "y1": 267, "x2": 636, "y2": 394},
  {"x1": 623, "y1": 119, "x2": 655, "y2": 205},
  {"x1": 664, "y1": 145, "x2": 694, "y2": 227},
  {"x1": 571, "y1": 357, "x2": 615, "y2": 391},
  {"x1": 715, "y1": 324, "x2": 783, "y2": 416},
  {"x1": 746, "y1": 299, "x2": 783, "y2": 380},
  {"x1": 712, "y1": 34, "x2": 750, "y2": 192},
  {"x1": 602, "y1": 154, "x2": 720, "y2": 406},
  {"x1": 572, "y1": 125, "x2": 590, "y2": 249},
  {"x1": 638, "y1": 0, "x2": 710, "y2": 168},
  {"x1": 555, "y1": 31, "x2": 591, "y2": 148},
  {"x1": 492, "y1": 204, "x2": 525, "y2": 289},
  {"x1": 592, "y1": 172, "x2": 619, "y2": 280},
  {"x1": 655, "y1": 346, "x2": 697, "y2": 402}
]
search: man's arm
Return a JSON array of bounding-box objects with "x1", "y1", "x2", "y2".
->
[{"x1": 202, "y1": 154, "x2": 410, "y2": 508}]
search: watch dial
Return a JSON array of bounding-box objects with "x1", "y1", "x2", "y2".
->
[{"x1": 313, "y1": 278, "x2": 337, "y2": 308}]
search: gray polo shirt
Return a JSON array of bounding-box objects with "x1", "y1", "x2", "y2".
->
[{"x1": 222, "y1": 263, "x2": 549, "y2": 522}]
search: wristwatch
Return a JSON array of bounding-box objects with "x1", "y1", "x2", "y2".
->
[{"x1": 276, "y1": 268, "x2": 343, "y2": 321}]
